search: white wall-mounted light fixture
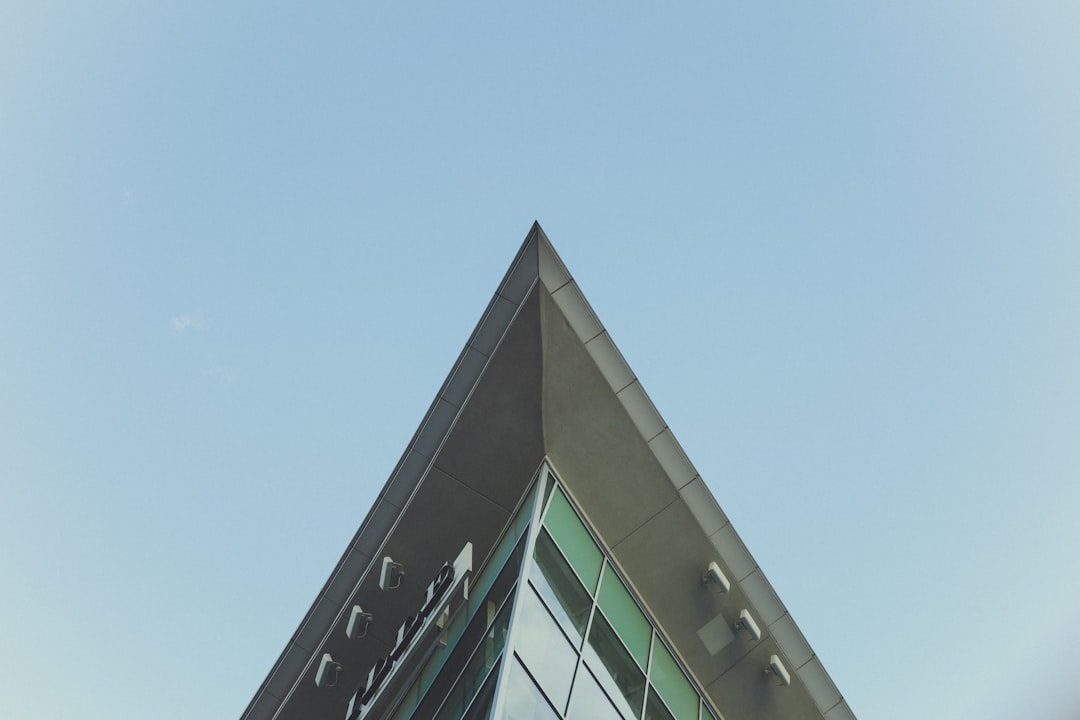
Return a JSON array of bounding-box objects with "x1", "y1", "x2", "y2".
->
[
  {"x1": 734, "y1": 609, "x2": 761, "y2": 641},
  {"x1": 765, "y1": 655, "x2": 791, "y2": 686},
  {"x1": 347, "y1": 606, "x2": 374, "y2": 639},
  {"x1": 702, "y1": 561, "x2": 731, "y2": 593},
  {"x1": 315, "y1": 653, "x2": 342, "y2": 688},
  {"x1": 379, "y1": 556, "x2": 405, "y2": 590}
]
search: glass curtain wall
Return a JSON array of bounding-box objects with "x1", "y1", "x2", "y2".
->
[
  {"x1": 491, "y1": 466, "x2": 719, "y2": 720},
  {"x1": 381, "y1": 475, "x2": 540, "y2": 720},
  {"x1": 380, "y1": 464, "x2": 718, "y2": 720}
]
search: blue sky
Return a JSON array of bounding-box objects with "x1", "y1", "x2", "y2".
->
[{"x1": 3, "y1": 3, "x2": 1079, "y2": 719}]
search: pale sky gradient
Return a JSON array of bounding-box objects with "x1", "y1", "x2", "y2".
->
[{"x1": 3, "y1": 3, "x2": 1080, "y2": 719}]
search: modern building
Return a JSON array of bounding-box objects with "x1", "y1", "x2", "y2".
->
[{"x1": 240, "y1": 224, "x2": 855, "y2": 720}]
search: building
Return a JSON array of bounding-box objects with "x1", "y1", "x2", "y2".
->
[{"x1": 240, "y1": 224, "x2": 855, "y2": 720}]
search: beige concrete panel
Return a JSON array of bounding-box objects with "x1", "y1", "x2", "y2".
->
[
  {"x1": 769, "y1": 614, "x2": 813, "y2": 669},
  {"x1": 678, "y1": 477, "x2": 728, "y2": 536},
  {"x1": 617, "y1": 380, "x2": 666, "y2": 441},
  {"x1": 584, "y1": 330, "x2": 634, "y2": 392},
  {"x1": 648, "y1": 428, "x2": 698, "y2": 489},
  {"x1": 825, "y1": 701, "x2": 857, "y2": 720},
  {"x1": 797, "y1": 657, "x2": 842, "y2": 714},
  {"x1": 551, "y1": 280, "x2": 603, "y2": 342},
  {"x1": 538, "y1": 231, "x2": 571, "y2": 292},
  {"x1": 741, "y1": 570, "x2": 785, "y2": 626},
  {"x1": 540, "y1": 288, "x2": 678, "y2": 545},
  {"x1": 706, "y1": 641, "x2": 824, "y2": 720},
  {"x1": 709, "y1": 524, "x2": 757, "y2": 582}
]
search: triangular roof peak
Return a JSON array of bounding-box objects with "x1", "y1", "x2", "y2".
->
[{"x1": 242, "y1": 224, "x2": 854, "y2": 720}]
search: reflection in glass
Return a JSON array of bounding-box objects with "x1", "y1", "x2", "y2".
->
[
  {"x1": 504, "y1": 658, "x2": 560, "y2": 720},
  {"x1": 584, "y1": 612, "x2": 645, "y2": 718},
  {"x1": 649, "y1": 640, "x2": 698, "y2": 720},
  {"x1": 643, "y1": 687, "x2": 676, "y2": 720},
  {"x1": 567, "y1": 663, "x2": 624, "y2": 720},
  {"x1": 532, "y1": 529, "x2": 592, "y2": 646},
  {"x1": 515, "y1": 586, "x2": 579, "y2": 713},
  {"x1": 433, "y1": 598, "x2": 513, "y2": 720},
  {"x1": 542, "y1": 487, "x2": 603, "y2": 592},
  {"x1": 461, "y1": 664, "x2": 499, "y2": 720},
  {"x1": 596, "y1": 565, "x2": 651, "y2": 669}
]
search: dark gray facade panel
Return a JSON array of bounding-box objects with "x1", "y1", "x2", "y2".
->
[
  {"x1": 439, "y1": 346, "x2": 490, "y2": 408},
  {"x1": 496, "y1": 225, "x2": 540, "y2": 304},
  {"x1": 321, "y1": 548, "x2": 374, "y2": 608},
  {"x1": 433, "y1": 287, "x2": 545, "y2": 515},
  {"x1": 351, "y1": 499, "x2": 400, "y2": 558},
  {"x1": 469, "y1": 295, "x2": 519, "y2": 358},
  {"x1": 380, "y1": 449, "x2": 430, "y2": 510}
]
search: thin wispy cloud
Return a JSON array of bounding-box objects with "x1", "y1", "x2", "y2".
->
[{"x1": 171, "y1": 313, "x2": 202, "y2": 333}]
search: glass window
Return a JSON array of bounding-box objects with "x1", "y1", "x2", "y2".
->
[
  {"x1": 566, "y1": 663, "x2": 625, "y2": 720},
  {"x1": 532, "y1": 529, "x2": 592, "y2": 646},
  {"x1": 648, "y1": 641, "x2": 698, "y2": 720},
  {"x1": 596, "y1": 565, "x2": 651, "y2": 669},
  {"x1": 643, "y1": 687, "x2": 676, "y2": 720},
  {"x1": 701, "y1": 704, "x2": 717, "y2": 720},
  {"x1": 504, "y1": 658, "x2": 561, "y2": 720},
  {"x1": 584, "y1": 612, "x2": 645, "y2": 718},
  {"x1": 460, "y1": 664, "x2": 499, "y2": 720},
  {"x1": 542, "y1": 487, "x2": 602, "y2": 592},
  {"x1": 429, "y1": 596, "x2": 513, "y2": 720},
  {"x1": 514, "y1": 586, "x2": 579, "y2": 713}
]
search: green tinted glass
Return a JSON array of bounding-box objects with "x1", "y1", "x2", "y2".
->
[
  {"x1": 543, "y1": 487, "x2": 602, "y2": 592},
  {"x1": 597, "y1": 564, "x2": 651, "y2": 669},
  {"x1": 649, "y1": 641, "x2": 698, "y2": 720},
  {"x1": 643, "y1": 687, "x2": 675, "y2": 720},
  {"x1": 585, "y1": 613, "x2": 646, "y2": 719},
  {"x1": 701, "y1": 703, "x2": 717, "y2": 720},
  {"x1": 533, "y1": 529, "x2": 592, "y2": 646}
]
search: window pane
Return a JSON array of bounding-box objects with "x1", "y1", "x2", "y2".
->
[
  {"x1": 701, "y1": 703, "x2": 717, "y2": 720},
  {"x1": 531, "y1": 529, "x2": 592, "y2": 646},
  {"x1": 648, "y1": 641, "x2": 698, "y2": 720},
  {"x1": 584, "y1": 612, "x2": 645, "y2": 719},
  {"x1": 504, "y1": 658, "x2": 561, "y2": 720},
  {"x1": 515, "y1": 586, "x2": 579, "y2": 712},
  {"x1": 643, "y1": 687, "x2": 675, "y2": 720},
  {"x1": 461, "y1": 664, "x2": 499, "y2": 720},
  {"x1": 567, "y1": 663, "x2": 625, "y2": 720},
  {"x1": 596, "y1": 565, "x2": 651, "y2": 669},
  {"x1": 430, "y1": 596, "x2": 513, "y2": 720},
  {"x1": 542, "y1": 487, "x2": 602, "y2": 592}
]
